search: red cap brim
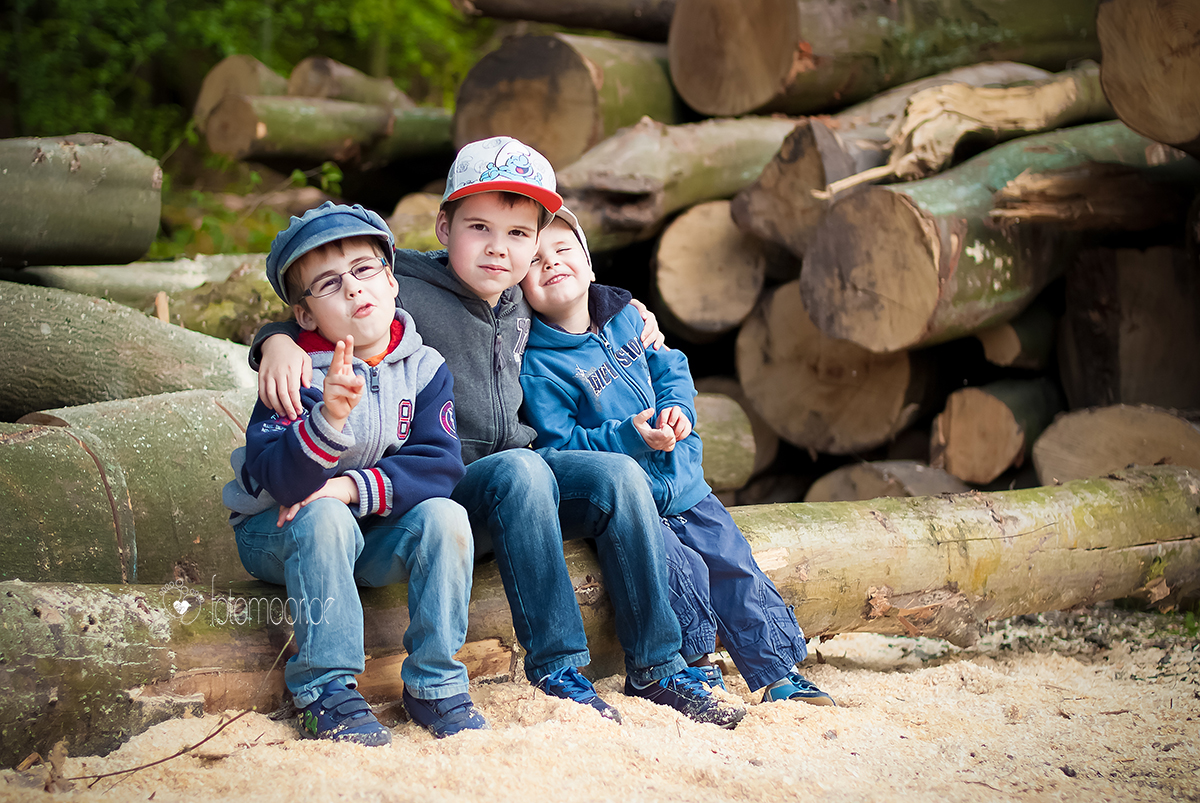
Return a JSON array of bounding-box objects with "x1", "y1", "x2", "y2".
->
[{"x1": 445, "y1": 180, "x2": 563, "y2": 216}]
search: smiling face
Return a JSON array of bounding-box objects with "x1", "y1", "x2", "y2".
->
[
  {"x1": 291, "y1": 239, "x2": 399, "y2": 359},
  {"x1": 520, "y1": 218, "x2": 595, "y2": 333},
  {"x1": 436, "y1": 192, "x2": 543, "y2": 306}
]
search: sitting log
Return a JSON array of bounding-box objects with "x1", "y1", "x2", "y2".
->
[
  {"x1": 453, "y1": 34, "x2": 681, "y2": 169},
  {"x1": 558, "y1": 116, "x2": 798, "y2": 252},
  {"x1": 1032, "y1": 405, "x2": 1200, "y2": 486},
  {"x1": 804, "y1": 460, "x2": 969, "y2": 502},
  {"x1": 0, "y1": 135, "x2": 162, "y2": 268},
  {"x1": 0, "y1": 283, "x2": 255, "y2": 421},
  {"x1": 801, "y1": 122, "x2": 1193, "y2": 354},
  {"x1": 735, "y1": 279, "x2": 936, "y2": 455},
  {"x1": 4, "y1": 465, "x2": 1196, "y2": 764}
]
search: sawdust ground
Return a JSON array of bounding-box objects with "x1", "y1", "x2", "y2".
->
[{"x1": 5, "y1": 605, "x2": 1198, "y2": 802}]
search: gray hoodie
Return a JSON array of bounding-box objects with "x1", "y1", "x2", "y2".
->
[{"x1": 252, "y1": 248, "x2": 535, "y2": 465}]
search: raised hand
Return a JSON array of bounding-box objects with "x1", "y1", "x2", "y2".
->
[
  {"x1": 633, "y1": 407, "x2": 676, "y2": 452},
  {"x1": 657, "y1": 405, "x2": 692, "y2": 442},
  {"x1": 321, "y1": 337, "x2": 364, "y2": 430}
]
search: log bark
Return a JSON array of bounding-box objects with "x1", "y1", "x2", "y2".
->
[
  {"x1": 651, "y1": 201, "x2": 766, "y2": 343},
  {"x1": 735, "y1": 280, "x2": 936, "y2": 456},
  {"x1": 205, "y1": 96, "x2": 452, "y2": 167},
  {"x1": 0, "y1": 283, "x2": 256, "y2": 421},
  {"x1": 929, "y1": 379, "x2": 1063, "y2": 485},
  {"x1": 4, "y1": 389, "x2": 257, "y2": 585},
  {"x1": 694, "y1": 376, "x2": 778, "y2": 477},
  {"x1": 1033, "y1": 405, "x2": 1200, "y2": 485},
  {"x1": 0, "y1": 254, "x2": 264, "y2": 310},
  {"x1": 5, "y1": 465, "x2": 1197, "y2": 763},
  {"x1": 801, "y1": 122, "x2": 1187, "y2": 354},
  {"x1": 1098, "y1": 0, "x2": 1200, "y2": 159},
  {"x1": 287, "y1": 56, "x2": 414, "y2": 109},
  {"x1": 453, "y1": 34, "x2": 681, "y2": 169},
  {"x1": 0, "y1": 135, "x2": 162, "y2": 268},
  {"x1": 1058, "y1": 246, "x2": 1200, "y2": 410},
  {"x1": 666, "y1": 0, "x2": 1100, "y2": 117},
  {"x1": 386, "y1": 192, "x2": 444, "y2": 252},
  {"x1": 558, "y1": 116, "x2": 799, "y2": 253},
  {"x1": 804, "y1": 460, "x2": 969, "y2": 502},
  {"x1": 193, "y1": 55, "x2": 288, "y2": 134},
  {"x1": 693, "y1": 392, "x2": 754, "y2": 492},
  {"x1": 887, "y1": 62, "x2": 1114, "y2": 180},
  {"x1": 730, "y1": 62, "x2": 1053, "y2": 261},
  {"x1": 456, "y1": 0, "x2": 677, "y2": 41},
  {"x1": 972, "y1": 301, "x2": 1056, "y2": 370},
  {"x1": 989, "y1": 158, "x2": 1200, "y2": 231}
]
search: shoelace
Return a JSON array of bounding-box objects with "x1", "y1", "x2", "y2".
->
[
  {"x1": 542, "y1": 666, "x2": 596, "y2": 702},
  {"x1": 667, "y1": 666, "x2": 711, "y2": 695}
]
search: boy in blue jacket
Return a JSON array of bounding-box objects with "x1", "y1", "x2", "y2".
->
[
  {"x1": 519, "y1": 206, "x2": 836, "y2": 707},
  {"x1": 224, "y1": 202, "x2": 486, "y2": 744}
]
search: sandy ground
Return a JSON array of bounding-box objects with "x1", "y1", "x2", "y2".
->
[{"x1": 5, "y1": 605, "x2": 1198, "y2": 803}]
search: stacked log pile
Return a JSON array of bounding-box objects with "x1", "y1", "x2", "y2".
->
[{"x1": 4, "y1": 0, "x2": 1200, "y2": 760}]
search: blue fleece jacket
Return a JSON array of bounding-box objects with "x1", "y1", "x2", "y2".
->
[
  {"x1": 519, "y1": 284, "x2": 711, "y2": 516},
  {"x1": 224, "y1": 309, "x2": 464, "y2": 524}
]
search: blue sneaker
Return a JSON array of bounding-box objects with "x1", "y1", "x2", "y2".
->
[
  {"x1": 402, "y1": 688, "x2": 490, "y2": 738},
  {"x1": 536, "y1": 666, "x2": 622, "y2": 723},
  {"x1": 691, "y1": 663, "x2": 727, "y2": 691},
  {"x1": 762, "y1": 672, "x2": 837, "y2": 706},
  {"x1": 624, "y1": 667, "x2": 746, "y2": 728},
  {"x1": 299, "y1": 678, "x2": 392, "y2": 746}
]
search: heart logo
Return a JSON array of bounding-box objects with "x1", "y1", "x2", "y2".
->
[{"x1": 173, "y1": 600, "x2": 190, "y2": 615}]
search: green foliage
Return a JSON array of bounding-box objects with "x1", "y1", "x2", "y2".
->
[{"x1": 3, "y1": 0, "x2": 492, "y2": 156}]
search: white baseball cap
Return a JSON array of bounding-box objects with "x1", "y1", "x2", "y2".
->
[{"x1": 443, "y1": 137, "x2": 563, "y2": 225}]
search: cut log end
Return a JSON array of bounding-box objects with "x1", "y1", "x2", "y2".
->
[
  {"x1": 204, "y1": 95, "x2": 262, "y2": 161},
  {"x1": 667, "y1": 0, "x2": 798, "y2": 116},
  {"x1": 801, "y1": 188, "x2": 940, "y2": 353},
  {"x1": 930, "y1": 388, "x2": 1025, "y2": 485}
]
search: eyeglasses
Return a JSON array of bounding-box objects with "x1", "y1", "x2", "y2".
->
[{"x1": 300, "y1": 257, "x2": 388, "y2": 300}]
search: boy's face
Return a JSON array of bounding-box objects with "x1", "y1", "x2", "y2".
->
[
  {"x1": 435, "y1": 192, "x2": 542, "y2": 306},
  {"x1": 520, "y1": 219, "x2": 594, "y2": 323},
  {"x1": 291, "y1": 240, "x2": 399, "y2": 359}
]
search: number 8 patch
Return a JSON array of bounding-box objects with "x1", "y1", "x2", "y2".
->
[{"x1": 397, "y1": 399, "x2": 413, "y2": 439}]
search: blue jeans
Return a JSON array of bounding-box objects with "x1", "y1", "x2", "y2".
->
[
  {"x1": 451, "y1": 448, "x2": 686, "y2": 686},
  {"x1": 233, "y1": 496, "x2": 473, "y2": 707},
  {"x1": 660, "y1": 494, "x2": 808, "y2": 691}
]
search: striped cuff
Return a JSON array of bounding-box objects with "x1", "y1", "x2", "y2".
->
[
  {"x1": 346, "y1": 468, "x2": 393, "y2": 518},
  {"x1": 294, "y1": 403, "x2": 354, "y2": 468}
]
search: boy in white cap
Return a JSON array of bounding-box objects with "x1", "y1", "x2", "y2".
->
[
  {"x1": 251, "y1": 138, "x2": 745, "y2": 728},
  {"x1": 519, "y1": 206, "x2": 837, "y2": 708},
  {"x1": 224, "y1": 202, "x2": 485, "y2": 744}
]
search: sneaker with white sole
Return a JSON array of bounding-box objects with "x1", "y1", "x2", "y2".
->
[
  {"x1": 762, "y1": 672, "x2": 837, "y2": 706},
  {"x1": 625, "y1": 666, "x2": 746, "y2": 728}
]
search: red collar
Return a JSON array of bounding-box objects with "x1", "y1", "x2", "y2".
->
[{"x1": 296, "y1": 318, "x2": 405, "y2": 366}]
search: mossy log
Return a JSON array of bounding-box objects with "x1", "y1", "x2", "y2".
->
[
  {"x1": 458, "y1": 0, "x2": 677, "y2": 41},
  {"x1": 693, "y1": 391, "x2": 755, "y2": 492},
  {"x1": 731, "y1": 62, "x2": 1052, "y2": 262},
  {"x1": 205, "y1": 96, "x2": 452, "y2": 167},
  {"x1": 1033, "y1": 405, "x2": 1200, "y2": 486},
  {"x1": 558, "y1": 116, "x2": 799, "y2": 252},
  {"x1": 454, "y1": 34, "x2": 681, "y2": 169},
  {"x1": 287, "y1": 56, "x2": 414, "y2": 109},
  {"x1": 801, "y1": 122, "x2": 1190, "y2": 354},
  {"x1": 1059, "y1": 247, "x2": 1200, "y2": 410},
  {"x1": 804, "y1": 460, "x2": 969, "y2": 502},
  {"x1": 4, "y1": 466, "x2": 1197, "y2": 763},
  {"x1": 0, "y1": 135, "x2": 162, "y2": 268},
  {"x1": 1098, "y1": 0, "x2": 1200, "y2": 159},
  {"x1": 666, "y1": 0, "x2": 1100, "y2": 118},
  {"x1": 0, "y1": 283, "x2": 255, "y2": 421},
  {"x1": 193, "y1": 55, "x2": 288, "y2": 134},
  {"x1": 694, "y1": 376, "x2": 778, "y2": 477},
  {"x1": 652, "y1": 201, "x2": 766, "y2": 343},
  {"x1": 929, "y1": 379, "x2": 1063, "y2": 485},
  {"x1": 735, "y1": 279, "x2": 936, "y2": 456},
  {"x1": 0, "y1": 254, "x2": 264, "y2": 310},
  {"x1": 3, "y1": 388, "x2": 257, "y2": 585},
  {"x1": 887, "y1": 62, "x2": 1114, "y2": 181}
]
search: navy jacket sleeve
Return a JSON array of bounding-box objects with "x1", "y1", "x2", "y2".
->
[
  {"x1": 242, "y1": 387, "x2": 353, "y2": 506},
  {"x1": 340, "y1": 364, "x2": 465, "y2": 519}
]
